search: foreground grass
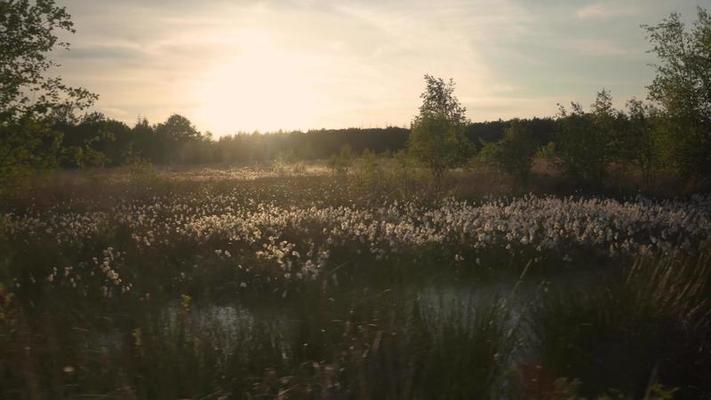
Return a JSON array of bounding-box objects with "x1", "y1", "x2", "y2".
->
[{"x1": 2, "y1": 253, "x2": 708, "y2": 399}]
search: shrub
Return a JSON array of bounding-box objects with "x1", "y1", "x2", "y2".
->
[
  {"x1": 328, "y1": 144, "x2": 353, "y2": 175},
  {"x1": 555, "y1": 90, "x2": 621, "y2": 188},
  {"x1": 479, "y1": 119, "x2": 538, "y2": 186}
]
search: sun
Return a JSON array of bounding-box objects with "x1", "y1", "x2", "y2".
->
[{"x1": 193, "y1": 28, "x2": 322, "y2": 134}]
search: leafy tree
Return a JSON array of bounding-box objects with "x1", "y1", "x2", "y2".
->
[
  {"x1": 0, "y1": 0, "x2": 96, "y2": 182},
  {"x1": 125, "y1": 117, "x2": 155, "y2": 163},
  {"x1": 479, "y1": 119, "x2": 538, "y2": 185},
  {"x1": 155, "y1": 114, "x2": 201, "y2": 142},
  {"x1": 555, "y1": 90, "x2": 619, "y2": 187},
  {"x1": 590, "y1": 89, "x2": 625, "y2": 155},
  {"x1": 408, "y1": 75, "x2": 473, "y2": 178},
  {"x1": 153, "y1": 114, "x2": 201, "y2": 164},
  {"x1": 620, "y1": 99, "x2": 660, "y2": 187},
  {"x1": 643, "y1": 7, "x2": 711, "y2": 181}
]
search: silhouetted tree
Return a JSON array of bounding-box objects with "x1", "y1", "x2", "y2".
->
[
  {"x1": 156, "y1": 114, "x2": 201, "y2": 142},
  {"x1": 621, "y1": 99, "x2": 660, "y2": 186},
  {"x1": 153, "y1": 114, "x2": 201, "y2": 164},
  {"x1": 555, "y1": 90, "x2": 619, "y2": 187},
  {"x1": 408, "y1": 75, "x2": 473, "y2": 178},
  {"x1": 0, "y1": 0, "x2": 96, "y2": 181}
]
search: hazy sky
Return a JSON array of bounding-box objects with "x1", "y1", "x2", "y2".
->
[{"x1": 55, "y1": 0, "x2": 704, "y2": 135}]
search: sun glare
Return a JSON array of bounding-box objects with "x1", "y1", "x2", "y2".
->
[{"x1": 194, "y1": 28, "x2": 322, "y2": 134}]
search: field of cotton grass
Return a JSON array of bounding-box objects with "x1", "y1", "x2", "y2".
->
[{"x1": 1, "y1": 165, "x2": 710, "y2": 399}]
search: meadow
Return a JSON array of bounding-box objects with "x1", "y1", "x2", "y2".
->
[{"x1": 1, "y1": 161, "x2": 710, "y2": 399}]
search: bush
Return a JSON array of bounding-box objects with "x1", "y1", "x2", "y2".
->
[
  {"x1": 328, "y1": 145, "x2": 353, "y2": 175},
  {"x1": 479, "y1": 119, "x2": 538, "y2": 186},
  {"x1": 555, "y1": 90, "x2": 621, "y2": 188}
]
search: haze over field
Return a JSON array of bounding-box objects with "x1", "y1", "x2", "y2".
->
[{"x1": 57, "y1": 0, "x2": 702, "y2": 135}]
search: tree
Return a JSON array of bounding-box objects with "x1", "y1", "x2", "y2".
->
[
  {"x1": 56, "y1": 112, "x2": 141, "y2": 167},
  {"x1": 0, "y1": 0, "x2": 96, "y2": 181},
  {"x1": 555, "y1": 90, "x2": 619, "y2": 187},
  {"x1": 155, "y1": 114, "x2": 201, "y2": 142},
  {"x1": 408, "y1": 75, "x2": 473, "y2": 178},
  {"x1": 620, "y1": 99, "x2": 660, "y2": 187},
  {"x1": 643, "y1": 7, "x2": 711, "y2": 181},
  {"x1": 479, "y1": 119, "x2": 538, "y2": 186},
  {"x1": 153, "y1": 114, "x2": 201, "y2": 164}
]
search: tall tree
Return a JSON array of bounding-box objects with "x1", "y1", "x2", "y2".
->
[
  {"x1": 408, "y1": 75, "x2": 472, "y2": 178},
  {"x1": 619, "y1": 98, "x2": 660, "y2": 187},
  {"x1": 643, "y1": 7, "x2": 711, "y2": 180},
  {"x1": 555, "y1": 90, "x2": 619, "y2": 187},
  {"x1": 154, "y1": 114, "x2": 201, "y2": 164},
  {"x1": 0, "y1": 0, "x2": 96, "y2": 181},
  {"x1": 155, "y1": 114, "x2": 201, "y2": 142}
]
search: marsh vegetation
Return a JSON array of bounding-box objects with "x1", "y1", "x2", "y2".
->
[{"x1": 1, "y1": 167, "x2": 710, "y2": 399}]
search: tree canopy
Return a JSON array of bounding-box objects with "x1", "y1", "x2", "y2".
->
[
  {"x1": 408, "y1": 75, "x2": 473, "y2": 178},
  {"x1": 0, "y1": 0, "x2": 96, "y2": 182},
  {"x1": 643, "y1": 7, "x2": 711, "y2": 180},
  {"x1": 0, "y1": 0, "x2": 96, "y2": 122}
]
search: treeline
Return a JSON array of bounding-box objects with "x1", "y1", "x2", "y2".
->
[
  {"x1": 480, "y1": 90, "x2": 710, "y2": 188},
  {"x1": 51, "y1": 113, "x2": 557, "y2": 167},
  {"x1": 54, "y1": 115, "x2": 408, "y2": 166},
  {"x1": 33, "y1": 90, "x2": 711, "y2": 191}
]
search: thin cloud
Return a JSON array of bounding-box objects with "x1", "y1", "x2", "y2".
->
[
  {"x1": 53, "y1": 0, "x2": 700, "y2": 134},
  {"x1": 567, "y1": 39, "x2": 632, "y2": 56},
  {"x1": 576, "y1": 3, "x2": 637, "y2": 20}
]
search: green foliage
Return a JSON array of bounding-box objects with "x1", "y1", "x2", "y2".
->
[
  {"x1": 0, "y1": 0, "x2": 96, "y2": 122},
  {"x1": 354, "y1": 148, "x2": 380, "y2": 186},
  {"x1": 479, "y1": 119, "x2": 538, "y2": 185},
  {"x1": 328, "y1": 144, "x2": 353, "y2": 174},
  {"x1": 653, "y1": 115, "x2": 708, "y2": 179},
  {"x1": 643, "y1": 7, "x2": 711, "y2": 181},
  {"x1": 385, "y1": 149, "x2": 422, "y2": 199},
  {"x1": 618, "y1": 98, "x2": 660, "y2": 186},
  {"x1": 0, "y1": 117, "x2": 61, "y2": 188},
  {"x1": 155, "y1": 114, "x2": 201, "y2": 142},
  {"x1": 0, "y1": 0, "x2": 96, "y2": 184},
  {"x1": 127, "y1": 159, "x2": 157, "y2": 180},
  {"x1": 408, "y1": 75, "x2": 473, "y2": 178},
  {"x1": 555, "y1": 90, "x2": 621, "y2": 187}
]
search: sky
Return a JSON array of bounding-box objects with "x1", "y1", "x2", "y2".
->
[{"x1": 55, "y1": 0, "x2": 705, "y2": 135}]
